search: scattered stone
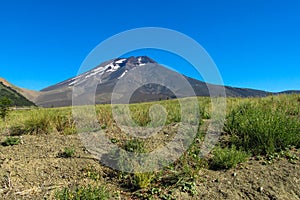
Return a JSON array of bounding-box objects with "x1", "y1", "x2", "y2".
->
[
  {"x1": 62, "y1": 174, "x2": 69, "y2": 179},
  {"x1": 20, "y1": 136, "x2": 24, "y2": 144}
]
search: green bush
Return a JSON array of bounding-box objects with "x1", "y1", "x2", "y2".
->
[
  {"x1": 101, "y1": 139, "x2": 154, "y2": 190},
  {"x1": 8, "y1": 117, "x2": 50, "y2": 135},
  {"x1": 58, "y1": 147, "x2": 75, "y2": 158},
  {"x1": 24, "y1": 113, "x2": 51, "y2": 135},
  {"x1": 2, "y1": 137, "x2": 20, "y2": 146},
  {"x1": 133, "y1": 172, "x2": 155, "y2": 189},
  {"x1": 9, "y1": 124, "x2": 27, "y2": 136},
  {"x1": 210, "y1": 146, "x2": 248, "y2": 169},
  {"x1": 52, "y1": 114, "x2": 77, "y2": 135},
  {"x1": 55, "y1": 185, "x2": 110, "y2": 200},
  {"x1": 0, "y1": 97, "x2": 12, "y2": 121},
  {"x1": 124, "y1": 139, "x2": 146, "y2": 153},
  {"x1": 224, "y1": 103, "x2": 300, "y2": 155}
]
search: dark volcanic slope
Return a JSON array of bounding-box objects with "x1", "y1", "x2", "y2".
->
[
  {"x1": 278, "y1": 90, "x2": 300, "y2": 94},
  {"x1": 36, "y1": 56, "x2": 273, "y2": 107},
  {"x1": 0, "y1": 82, "x2": 36, "y2": 107}
]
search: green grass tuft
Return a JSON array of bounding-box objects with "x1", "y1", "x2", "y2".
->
[
  {"x1": 58, "y1": 147, "x2": 76, "y2": 158},
  {"x1": 2, "y1": 136, "x2": 20, "y2": 146},
  {"x1": 210, "y1": 146, "x2": 248, "y2": 170},
  {"x1": 55, "y1": 185, "x2": 110, "y2": 200},
  {"x1": 224, "y1": 102, "x2": 300, "y2": 155}
]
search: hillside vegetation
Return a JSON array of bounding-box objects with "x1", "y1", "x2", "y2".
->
[
  {"x1": 0, "y1": 82, "x2": 35, "y2": 107},
  {"x1": 0, "y1": 94, "x2": 299, "y2": 199}
]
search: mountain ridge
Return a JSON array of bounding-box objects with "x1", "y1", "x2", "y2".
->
[
  {"x1": 0, "y1": 80, "x2": 36, "y2": 107},
  {"x1": 2, "y1": 56, "x2": 299, "y2": 108},
  {"x1": 0, "y1": 78, "x2": 40, "y2": 102},
  {"x1": 34, "y1": 56, "x2": 297, "y2": 107}
]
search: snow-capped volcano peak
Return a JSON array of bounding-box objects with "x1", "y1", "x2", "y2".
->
[
  {"x1": 42, "y1": 56, "x2": 157, "y2": 90},
  {"x1": 37, "y1": 55, "x2": 275, "y2": 108},
  {"x1": 85, "y1": 56, "x2": 156, "y2": 77},
  {"x1": 125, "y1": 56, "x2": 156, "y2": 66},
  {"x1": 83, "y1": 56, "x2": 156, "y2": 79}
]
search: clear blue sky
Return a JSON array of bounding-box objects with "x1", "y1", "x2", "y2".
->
[{"x1": 0, "y1": 0, "x2": 299, "y2": 92}]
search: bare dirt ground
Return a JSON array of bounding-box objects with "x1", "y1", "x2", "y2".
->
[{"x1": 0, "y1": 132, "x2": 299, "y2": 200}]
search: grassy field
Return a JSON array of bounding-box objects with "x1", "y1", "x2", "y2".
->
[{"x1": 0, "y1": 94, "x2": 299, "y2": 199}]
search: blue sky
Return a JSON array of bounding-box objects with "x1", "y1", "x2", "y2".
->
[{"x1": 0, "y1": 0, "x2": 299, "y2": 92}]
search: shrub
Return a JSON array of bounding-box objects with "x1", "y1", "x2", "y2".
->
[
  {"x1": 210, "y1": 146, "x2": 248, "y2": 170},
  {"x1": 55, "y1": 185, "x2": 110, "y2": 200},
  {"x1": 0, "y1": 97, "x2": 12, "y2": 121},
  {"x1": 133, "y1": 172, "x2": 155, "y2": 189},
  {"x1": 9, "y1": 124, "x2": 27, "y2": 136},
  {"x1": 58, "y1": 147, "x2": 75, "y2": 158},
  {"x1": 179, "y1": 180, "x2": 198, "y2": 196},
  {"x1": 7, "y1": 110, "x2": 51, "y2": 135},
  {"x1": 101, "y1": 139, "x2": 155, "y2": 190},
  {"x1": 24, "y1": 113, "x2": 51, "y2": 135},
  {"x1": 124, "y1": 139, "x2": 146, "y2": 153},
  {"x1": 52, "y1": 114, "x2": 77, "y2": 135},
  {"x1": 82, "y1": 165, "x2": 102, "y2": 181},
  {"x1": 2, "y1": 137, "x2": 20, "y2": 146},
  {"x1": 199, "y1": 106, "x2": 211, "y2": 119},
  {"x1": 224, "y1": 103, "x2": 300, "y2": 155}
]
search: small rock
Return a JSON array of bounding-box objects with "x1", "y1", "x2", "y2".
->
[
  {"x1": 20, "y1": 136, "x2": 24, "y2": 144},
  {"x1": 62, "y1": 174, "x2": 69, "y2": 179},
  {"x1": 232, "y1": 172, "x2": 237, "y2": 177},
  {"x1": 258, "y1": 186, "x2": 263, "y2": 192}
]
